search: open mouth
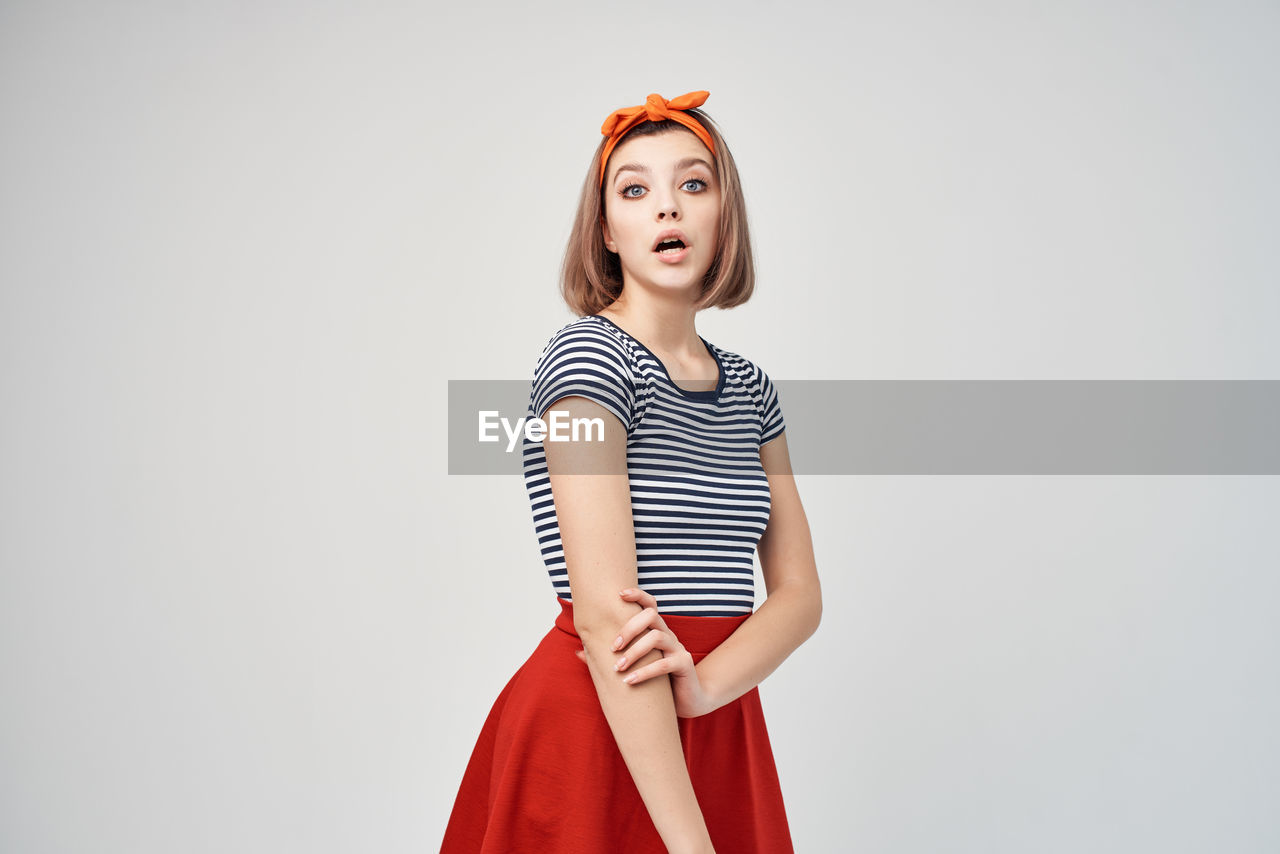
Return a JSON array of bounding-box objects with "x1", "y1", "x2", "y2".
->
[{"x1": 654, "y1": 239, "x2": 687, "y2": 255}]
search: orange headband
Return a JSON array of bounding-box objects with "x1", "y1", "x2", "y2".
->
[{"x1": 598, "y1": 90, "x2": 716, "y2": 188}]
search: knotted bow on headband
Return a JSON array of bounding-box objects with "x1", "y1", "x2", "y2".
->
[{"x1": 598, "y1": 91, "x2": 717, "y2": 188}]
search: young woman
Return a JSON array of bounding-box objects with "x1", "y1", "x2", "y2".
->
[{"x1": 441, "y1": 90, "x2": 821, "y2": 854}]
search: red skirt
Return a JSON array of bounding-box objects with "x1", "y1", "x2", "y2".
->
[{"x1": 440, "y1": 597, "x2": 794, "y2": 853}]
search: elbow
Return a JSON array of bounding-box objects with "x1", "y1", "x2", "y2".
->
[
  {"x1": 573, "y1": 618, "x2": 611, "y2": 644},
  {"x1": 808, "y1": 577, "x2": 823, "y2": 638},
  {"x1": 571, "y1": 598, "x2": 641, "y2": 642}
]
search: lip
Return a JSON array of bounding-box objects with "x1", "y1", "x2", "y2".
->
[
  {"x1": 654, "y1": 246, "x2": 690, "y2": 264},
  {"x1": 651, "y1": 228, "x2": 691, "y2": 252}
]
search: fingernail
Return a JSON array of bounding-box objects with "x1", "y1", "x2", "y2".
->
[
  {"x1": 613, "y1": 636, "x2": 623, "y2": 650},
  {"x1": 614, "y1": 657, "x2": 626, "y2": 670},
  {"x1": 618, "y1": 589, "x2": 628, "y2": 596}
]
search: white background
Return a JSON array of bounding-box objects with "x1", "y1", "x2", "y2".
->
[{"x1": 2, "y1": 1, "x2": 1277, "y2": 852}]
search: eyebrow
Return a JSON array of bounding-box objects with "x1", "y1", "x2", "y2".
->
[{"x1": 612, "y1": 157, "x2": 714, "y2": 181}]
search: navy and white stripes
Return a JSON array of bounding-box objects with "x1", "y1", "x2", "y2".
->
[{"x1": 522, "y1": 315, "x2": 786, "y2": 617}]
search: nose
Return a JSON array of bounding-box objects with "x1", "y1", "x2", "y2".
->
[{"x1": 652, "y1": 184, "x2": 681, "y2": 221}]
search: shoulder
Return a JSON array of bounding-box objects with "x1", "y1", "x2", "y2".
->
[
  {"x1": 706, "y1": 340, "x2": 785, "y2": 443},
  {"x1": 529, "y1": 316, "x2": 646, "y2": 430},
  {"x1": 705, "y1": 341, "x2": 777, "y2": 396},
  {"x1": 535, "y1": 315, "x2": 639, "y2": 374}
]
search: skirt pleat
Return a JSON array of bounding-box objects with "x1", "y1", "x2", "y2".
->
[{"x1": 440, "y1": 597, "x2": 794, "y2": 853}]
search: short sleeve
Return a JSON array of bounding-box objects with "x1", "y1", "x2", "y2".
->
[
  {"x1": 530, "y1": 323, "x2": 637, "y2": 432},
  {"x1": 758, "y1": 366, "x2": 786, "y2": 445}
]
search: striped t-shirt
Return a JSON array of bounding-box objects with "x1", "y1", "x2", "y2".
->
[{"x1": 521, "y1": 314, "x2": 785, "y2": 617}]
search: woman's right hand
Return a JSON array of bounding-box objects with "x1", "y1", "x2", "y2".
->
[{"x1": 573, "y1": 587, "x2": 717, "y2": 718}]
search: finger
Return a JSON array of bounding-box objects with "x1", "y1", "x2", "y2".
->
[
  {"x1": 619, "y1": 587, "x2": 659, "y2": 611},
  {"x1": 609, "y1": 601, "x2": 652, "y2": 652},
  {"x1": 613, "y1": 627, "x2": 671, "y2": 672},
  {"x1": 617, "y1": 605, "x2": 666, "y2": 653},
  {"x1": 613, "y1": 590, "x2": 657, "y2": 651},
  {"x1": 621, "y1": 590, "x2": 683, "y2": 649},
  {"x1": 622, "y1": 655, "x2": 677, "y2": 686}
]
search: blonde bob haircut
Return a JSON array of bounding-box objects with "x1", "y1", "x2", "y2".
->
[{"x1": 560, "y1": 107, "x2": 755, "y2": 317}]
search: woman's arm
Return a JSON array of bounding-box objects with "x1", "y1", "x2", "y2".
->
[
  {"x1": 543, "y1": 394, "x2": 715, "y2": 854},
  {"x1": 695, "y1": 432, "x2": 822, "y2": 713}
]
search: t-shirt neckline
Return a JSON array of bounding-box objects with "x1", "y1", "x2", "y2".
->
[{"x1": 589, "y1": 314, "x2": 725, "y2": 402}]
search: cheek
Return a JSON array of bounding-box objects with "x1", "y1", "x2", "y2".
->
[
  {"x1": 694, "y1": 195, "x2": 722, "y2": 224},
  {"x1": 608, "y1": 212, "x2": 645, "y2": 245},
  {"x1": 702, "y1": 221, "x2": 722, "y2": 254}
]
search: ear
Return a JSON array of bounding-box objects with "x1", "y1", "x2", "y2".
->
[{"x1": 600, "y1": 218, "x2": 617, "y2": 254}]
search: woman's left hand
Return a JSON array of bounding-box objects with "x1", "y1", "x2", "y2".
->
[{"x1": 574, "y1": 587, "x2": 716, "y2": 718}]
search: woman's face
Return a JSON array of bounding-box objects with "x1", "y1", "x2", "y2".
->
[{"x1": 600, "y1": 128, "x2": 721, "y2": 302}]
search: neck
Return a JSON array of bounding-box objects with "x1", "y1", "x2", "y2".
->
[{"x1": 599, "y1": 288, "x2": 706, "y2": 358}]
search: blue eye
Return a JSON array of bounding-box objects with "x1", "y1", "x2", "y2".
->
[{"x1": 617, "y1": 177, "x2": 710, "y2": 199}]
